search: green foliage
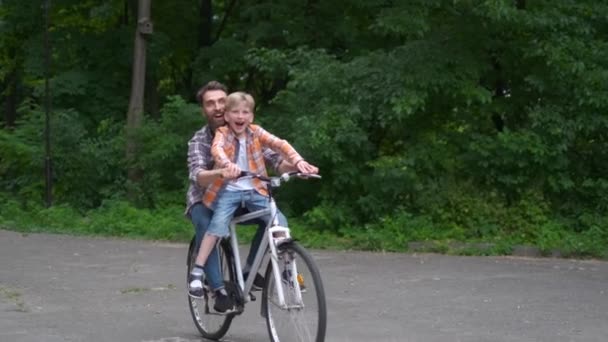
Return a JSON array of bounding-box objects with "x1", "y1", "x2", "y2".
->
[
  {"x1": 0, "y1": 196, "x2": 190, "y2": 242},
  {"x1": 2, "y1": 0, "x2": 608, "y2": 258},
  {"x1": 193, "y1": 38, "x2": 249, "y2": 87},
  {"x1": 0, "y1": 102, "x2": 124, "y2": 208},
  {"x1": 84, "y1": 200, "x2": 190, "y2": 240},
  {"x1": 254, "y1": 0, "x2": 608, "y2": 250},
  {"x1": 0, "y1": 111, "x2": 44, "y2": 199},
  {"x1": 128, "y1": 96, "x2": 202, "y2": 207},
  {"x1": 0, "y1": 95, "x2": 202, "y2": 210}
]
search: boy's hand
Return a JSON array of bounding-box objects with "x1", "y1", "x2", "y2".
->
[
  {"x1": 295, "y1": 160, "x2": 319, "y2": 174},
  {"x1": 221, "y1": 163, "x2": 241, "y2": 179}
]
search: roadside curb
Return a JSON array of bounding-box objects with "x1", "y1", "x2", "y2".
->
[{"x1": 407, "y1": 241, "x2": 566, "y2": 258}]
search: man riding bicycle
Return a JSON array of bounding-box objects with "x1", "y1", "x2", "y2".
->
[{"x1": 185, "y1": 81, "x2": 304, "y2": 313}]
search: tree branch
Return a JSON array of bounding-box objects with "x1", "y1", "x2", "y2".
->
[{"x1": 213, "y1": 0, "x2": 238, "y2": 44}]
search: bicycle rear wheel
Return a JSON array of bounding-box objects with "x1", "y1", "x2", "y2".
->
[
  {"x1": 262, "y1": 241, "x2": 327, "y2": 342},
  {"x1": 187, "y1": 236, "x2": 234, "y2": 340}
]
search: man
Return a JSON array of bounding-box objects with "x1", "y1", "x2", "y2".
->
[{"x1": 185, "y1": 81, "x2": 296, "y2": 313}]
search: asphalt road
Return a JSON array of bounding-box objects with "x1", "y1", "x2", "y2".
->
[{"x1": 1, "y1": 229, "x2": 607, "y2": 342}]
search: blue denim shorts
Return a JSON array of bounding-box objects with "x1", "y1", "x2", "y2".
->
[{"x1": 207, "y1": 190, "x2": 270, "y2": 237}]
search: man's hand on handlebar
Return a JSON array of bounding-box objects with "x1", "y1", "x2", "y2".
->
[{"x1": 221, "y1": 162, "x2": 241, "y2": 179}]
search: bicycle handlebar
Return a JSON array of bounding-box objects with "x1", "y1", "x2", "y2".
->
[{"x1": 237, "y1": 170, "x2": 321, "y2": 187}]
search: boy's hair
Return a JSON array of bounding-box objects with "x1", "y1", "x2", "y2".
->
[
  {"x1": 196, "y1": 81, "x2": 228, "y2": 105},
  {"x1": 225, "y1": 92, "x2": 255, "y2": 112}
]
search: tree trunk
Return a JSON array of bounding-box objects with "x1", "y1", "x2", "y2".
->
[
  {"x1": 199, "y1": 0, "x2": 212, "y2": 47},
  {"x1": 213, "y1": 0, "x2": 237, "y2": 44},
  {"x1": 126, "y1": 0, "x2": 152, "y2": 194}
]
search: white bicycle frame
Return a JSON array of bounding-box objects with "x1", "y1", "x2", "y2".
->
[{"x1": 227, "y1": 187, "x2": 304, "y2": 309}]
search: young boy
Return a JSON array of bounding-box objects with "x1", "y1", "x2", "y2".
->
[{"x1": 188, "y1": 91, "x2": 318, "y2": 312}]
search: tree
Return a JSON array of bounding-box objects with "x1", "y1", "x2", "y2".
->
[
  {"x1": 2, "y1": 0, "x2": 608, "y2": 243},
  {"x1": 0, "y1": 1, "x2": 42, "y2": 128},
  {"x1": 126, "y1": 0, "x2": 152, "y2": 190}
]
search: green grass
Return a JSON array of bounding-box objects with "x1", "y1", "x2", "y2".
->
[
  {"x1": 0, "y1": 285, "x2": 27, "y2": 312},
  {"x1": 0, "y1": 199, "x2": 192, "y2": 242},
  {"x1": 1, "y1": 198, "x2": 606, "y2": 259},
  {"x1": 120, "y1": 287, "x2": 150, "y2": 294}
]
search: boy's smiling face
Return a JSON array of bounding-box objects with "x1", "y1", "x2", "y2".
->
[{"x1": 225, "y1": 101, "x2": 254, "y2": 138}]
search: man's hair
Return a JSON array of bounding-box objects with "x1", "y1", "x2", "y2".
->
[
  {"x1": 225, "y1": 92, "x2": 255, "y2": 112},
  {"x1": 196, "y1": 81, "x2": 228, "y2": 105}
]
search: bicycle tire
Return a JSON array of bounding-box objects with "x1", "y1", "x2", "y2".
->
[
  {"x1": 186, "y1": 236, "x2": 234, "y2": 340},
  {"x1": 262, "y1": 241, "x2": 327, "y2": 342}
]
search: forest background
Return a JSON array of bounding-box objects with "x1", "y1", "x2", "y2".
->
[{"x1": 1, "y1": 0, "x2": 607, "y2": 258}]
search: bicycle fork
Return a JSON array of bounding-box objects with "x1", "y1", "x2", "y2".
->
[{"x1": 267, "y1": 226, "x2": 305, "y2": 309}]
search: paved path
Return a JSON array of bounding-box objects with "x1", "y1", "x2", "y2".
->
[{"x1": 1, "y1": 229, "x2": 607, "y2": 342}]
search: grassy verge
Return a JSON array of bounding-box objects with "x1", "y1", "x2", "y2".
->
[{"x1": 1, "y1": 198, "x2": 606, "y2": 259}]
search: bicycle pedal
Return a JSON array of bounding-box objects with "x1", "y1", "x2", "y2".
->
[
  {"x1": 249, "y1": 292, "x2": 257, "y2": 301},
  {"x1": 209, "y1": 309, "x2": 237, "y2": 316}
]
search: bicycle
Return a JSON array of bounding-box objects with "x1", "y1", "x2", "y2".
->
[{"x1": 186, "y1": 171, "x2": 327, "y2": 341}]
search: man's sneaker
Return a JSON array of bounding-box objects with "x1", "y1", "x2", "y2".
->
[
  {"x1": 282, "y1": 269, "x2": 307, "y2": 292},
  {"x1": 243, "y1": 272, "x2": 265, "y2": 291},
  {"x1": 188, "y1": 273, "x2": 205, "y2": 298},
  {"x1": 213, "y1": 289, "x2": 236, "y2": 313}
]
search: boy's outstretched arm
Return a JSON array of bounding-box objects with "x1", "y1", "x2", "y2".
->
[
  {"x1": 255, "y1": 126, "x2": 318, "y2": 174},
  {"x1": 278, "y1": 160, "x2": 319, "y2": 174}
]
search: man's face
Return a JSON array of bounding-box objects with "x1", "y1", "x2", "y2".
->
[
  {"x1": 224, "y1": 101, "x2": 254, "y2": 138},
  {"x1": 201, "y1": 89, "x2": 227, "y2": 130}
]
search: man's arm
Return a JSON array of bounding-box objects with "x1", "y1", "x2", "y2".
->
[
  {"x1": 263, "y1": 147, "x2": 284, "y2": 174},
  {"x1": 188, "y1": 131, "x2": 213, "y2": 185},
  {"x1": 188, "y1": 130, "x2": 236, "y2": 188},
  {"x1": 195, "y1": 169, "x2": 224, "y2": 187}
]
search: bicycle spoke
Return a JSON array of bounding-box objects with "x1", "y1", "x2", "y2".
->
[{"x1": 263, "y1": 242, "x2": 326, "y2": 342}]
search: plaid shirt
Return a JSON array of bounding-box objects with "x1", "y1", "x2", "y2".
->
[
  {"x1": 202, "y1": 124, "x2": 303, "y2": 208},
  {"x1": 185, "y1": 125, "x2": 283, "y2": 216}
]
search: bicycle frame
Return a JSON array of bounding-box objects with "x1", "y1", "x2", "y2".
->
[
  {"x1": 227, "y1": 189, "x2": 303, "y2": 309},
  {"x1": 187, "y1": 171, "x2": 325, "y2": 342}
]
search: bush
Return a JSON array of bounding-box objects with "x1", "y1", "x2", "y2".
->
[{"x1": 0, "y1": 195, "x2": 191, "y2": 242}]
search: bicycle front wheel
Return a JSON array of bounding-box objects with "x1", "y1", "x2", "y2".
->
[
  {"x1": 262, "y1": 241, "x2": 327, "y2": 342},
  {"x1": 186, "y1": 236, "x2": 233, "y2": 340}
]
